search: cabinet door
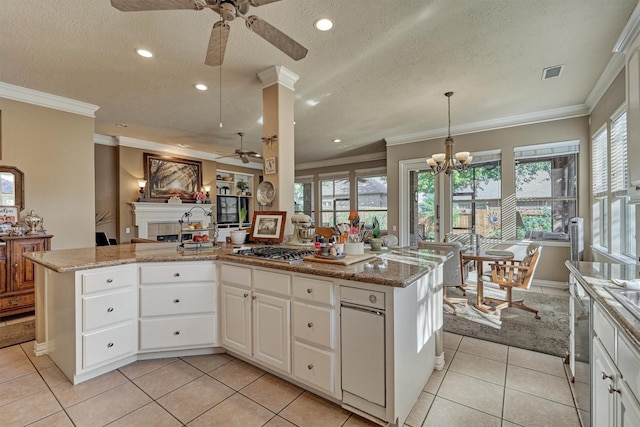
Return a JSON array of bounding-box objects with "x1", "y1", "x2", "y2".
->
[
  {"x1": 220, "y1": 284, "x2": 252, "y2": 356},
  {"x1": 253, "y1": 292, "x2": 290, "y2": 373},
  {"x1": 617, "y1": 380, "x2": 640, "y2": 427},
  {"x1": 593, "y1": 337, "x2": 617, "y2": 427},
  {"x1": 10, "y1": 238, "x2": 49, "y2": 291}
]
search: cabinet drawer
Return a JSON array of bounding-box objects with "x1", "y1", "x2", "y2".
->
[
  {"x1": 139, "y1": 314, "x2": 216, "y2": 350},
  {"x1": 82, "y1": 266, "x2": 136, "y2": 294},
  {"x1": 83, "y1": 323, "x2": 136, "y2": 369},
  {"x1": 139, "y1": 262, "x2": 216, "y2": 285},
  {"x1": 83, "y1": 288, "x2": 135, "y2": 332},
  {"x1": 140, "y1": 283, "x2": 216, "y2": 317},
  {"x1": 293, "y1": 341, "x2": 335, "y2": 393},
  {"x1": 220, "y1": 263, "x2": 251, "y2": 288},
  {"x1": 293, "y1": 302, "x2": 335, "y2": 349},
  {"x1": 0, "y1": 292, "x2": 35, "y2": 311},
  {"x1": 254, "y1": 269, "x2": 290, "y2": 297},
  {"x1": 293, "y1": 277, "x2": 334, "y2": 305},
  {"x1": 593, "y1": 303, "x2": 616, "y2": 357},
  {"x1": 618, "y1": 333, "x2": 640, "y2": 401}
]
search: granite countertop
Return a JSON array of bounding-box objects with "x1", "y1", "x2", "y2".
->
[
  {"x1": 565, "y1": 260, "x2": 640, "y2": 349},
  {"x1": 24, "y1": 243, "x2": 450, "y2": 288}
]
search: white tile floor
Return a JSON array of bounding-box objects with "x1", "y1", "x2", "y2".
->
[{"x1": 0, "y1": 333, "x2": 582, "y2": 427}]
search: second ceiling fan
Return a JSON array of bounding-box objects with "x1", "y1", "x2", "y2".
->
[
  {"x1": 110, "y1": 0, "x2": 308, "y2": 66},
  {"x1": 217, "y1": 132, "x2": 262, "y2": 163}
]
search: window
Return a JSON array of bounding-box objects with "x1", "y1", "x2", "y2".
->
[
  {"x1": 591, "y1": 126, "x2": 608, "y2": 248},
  {"x1": 452, "y1": 151, "x2": 502, "y2": 239},
  {"x1": 294, "y1": 176, "x2": 314, "y2": 218},
  {"x1": 514, "y1": 141, "x2": 578, "y2": 239},
  {"x1": 356, "y1": 169, "x2": 387, "y2": 231},
  {"x1": 320, "y1": 175, "x2": 350, "y2": 227},
  {"x1": 610, "y1": 109, "x2": 634, "y2": 257}
]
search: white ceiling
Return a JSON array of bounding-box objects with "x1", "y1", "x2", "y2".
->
[{"x1": 0, "y1": 0, "x2": 636, "y2": 166}]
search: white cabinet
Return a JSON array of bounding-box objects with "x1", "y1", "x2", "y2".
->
[
  {"x1": 138, "y1": 262, "x2": 217, "y2": 352},
  {"x1": 592, "y1": 303, "x2": 640, "y2": 427},
  {"x1": 219, "y1": 263, "x2": 292, "y2": 374},
  {"x1": 291, "y1": 275, "x2": 338, "y2": 395}
]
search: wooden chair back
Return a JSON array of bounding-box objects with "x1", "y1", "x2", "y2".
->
[{"x1": 491, "y1": 247, "x2": 542, "y2": 290}]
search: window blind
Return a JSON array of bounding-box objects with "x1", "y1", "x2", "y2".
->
[
  {"x1": 591, "y1": 126, "x2": 608, "y2": 195},
  {"x1": 610, "y1": 110, "x2": 628, "y2": 192},
  {"x1": 514, "y1": 140, "x2": 580, "y2": 160}
]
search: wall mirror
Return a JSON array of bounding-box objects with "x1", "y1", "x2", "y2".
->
[{"x1": 0, "y1": 166, "x2": 24, "y2": 211}]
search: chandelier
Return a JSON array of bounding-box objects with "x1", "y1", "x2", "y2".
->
[{"x1": 427, "y1": 91, "x2": 472, "y2": 175}]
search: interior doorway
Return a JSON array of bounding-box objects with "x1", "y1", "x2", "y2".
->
[{"x1": 408, "y1": 170, "x2": 438, "y2": 246}]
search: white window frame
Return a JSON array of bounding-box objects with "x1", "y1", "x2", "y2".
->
[{"x1": 355, "y1": 167, "x2": 388, "y2": 232}]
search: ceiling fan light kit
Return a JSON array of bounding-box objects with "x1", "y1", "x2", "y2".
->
[{"x1": 427, "y1": 91, "x2": 472, "y2": 175}]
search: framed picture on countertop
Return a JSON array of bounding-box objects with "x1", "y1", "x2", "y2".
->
[{"x1": 250, "y1": 211, "x2": 286, "y2": 243}]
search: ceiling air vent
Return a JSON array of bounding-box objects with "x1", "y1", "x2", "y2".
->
[{"x1": 542, "y1": 65, "x2": 564, "y2": 80}]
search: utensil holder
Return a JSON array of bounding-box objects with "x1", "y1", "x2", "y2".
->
[{"x1": 344, "y1": 242, "x2": 364, "y2": 255}]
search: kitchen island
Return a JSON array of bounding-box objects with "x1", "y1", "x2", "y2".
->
[{"x1": 25, "y1": 243, "x2": 448, "y2": 426}]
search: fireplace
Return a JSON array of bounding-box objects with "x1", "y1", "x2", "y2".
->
[{"x1": 130, "y1": 202, "x2": 214, "y2": 239}]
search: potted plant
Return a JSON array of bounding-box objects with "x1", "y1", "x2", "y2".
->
[
  {"x1": 230, "y1": 207, "x2": 248, "y2": 245},
  {"x1": 369, "y1": 216, "x2": 383, "y2": 251},
  {"x1": 236, "y1": 180, "x2": 249, "y2": 195}
]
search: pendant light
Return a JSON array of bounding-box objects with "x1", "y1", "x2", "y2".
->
[{"x1": 427, "y1": 92, "x2": 472, "y2": 175}]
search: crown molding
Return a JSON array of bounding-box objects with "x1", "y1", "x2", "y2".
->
[
  {"x1": 385, "y1": 104, "x2": 589, "y2": 146},
  {"x1": 296, "y1": 151, "x2": 386, "y2": 171},
  {"x1": 0, "y1": 81, "x2": 99, "y2": 117},
  {"x1": 94, "y1": 134, "x2": 118, "y2": 146},
  {"x1": 257, "y1": 65, "x2": 299, "y2": 91},
  {"x1": 614, "y1": 2, "x2": 640, "y2": 53},
  {"x1": 585, "y1": 53, "x2": 626, "y2": 113},
  {"x1": 106, "y1": 135, "x2": 262, "y2": 170}
]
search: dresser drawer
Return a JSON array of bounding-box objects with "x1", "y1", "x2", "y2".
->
[
  {"x1": 293, "y1": 302, "x2": 335, "y2": 349},
  {"x1": 83, "y1": 288, "x2": 135, "y2": 332},
  {"x1": 293, "y1": 341, "x2": 335, "y2": 393},
  {"x1": 139, "y1": 314, "x2": 216, "y2": 350},
  {"x1": 0, "y1": 292, "x2": 35, "y2": 311},
  {"x1": 254, "y1": 269, "x2": 290, "y2": 297},
  {"x1": 220, "y1": 263, "x2": 251, "y2": 288},
  {"x1": 83, "y1": 323, "x2": 136, "y2": 369},
  {"x1": 139, "y1": 262, "x2": 216, "y2": 285},
  {"x1": 293, "y1": 277, "x2": 334, "y2": 306},
  {"x1": 82, "y1": 266, "x2": 136, "y2": 294},
  {"x1": 140, "y1": 283, "x2": 216, "y2": 317}
]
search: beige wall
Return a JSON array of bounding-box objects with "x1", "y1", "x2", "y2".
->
[
  {"x1": 95, "y1": 144, "x2": 117, "y2": 240},
  {"x1": 386, "y1": 117, "x2": 590, "y2": 282},
  {"x1": 0, "y1": 97, "x2": 95, "y2": 249}
]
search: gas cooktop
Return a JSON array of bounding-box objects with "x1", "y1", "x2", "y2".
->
[{"x1": 230, "y1": 246, "x2": 316, "y2": 264}]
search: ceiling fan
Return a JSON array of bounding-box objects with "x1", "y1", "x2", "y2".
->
[
  {"x1": 217, "y1": 132, "x2": 262, "y2": 163},
  {"x1": 110, "y1": 0, "x2": 308, "y2": 66}
]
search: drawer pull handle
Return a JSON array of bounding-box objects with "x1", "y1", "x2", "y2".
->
[
  {"x1": 14, "y1": 263, "x2": 19, "y2": 281},
  {"x1": 307, "y1": 364, "x2": 313, "y2": 370},
  {"x1": 107, "y1": 307, "x2": 114, "y2": 312},
  {"x1": 106, "y1": 278, "x2": 113, "y2": 283},
  {"x1": 173, "y1": 299, "x2": 180, "y2": 304},
  {"x1": 107, "y1": 342, "x2": 114, "y2": 348},
  {"x1": 307, "y1": 322, "x2": 313, "y2": 328},
  {"x1": 9, "y1": 297, "x2": 22, "y2": 306},
  {"x1": 174, "y1": 272, "x2": 180, "y2": 277},
  {"x1": 608, "y1": 384, "x2": 621, "y2": 394},
  {"x1": 307, "y1": 288, "x2": 313, "y2": 294},
  {"x1": 252, "y1": 295, "x2": 257, "y2": 300},
  {"x1": 244, "y1": 293, "x2": 249, "y2": 298},
  {"x1": 174, "y1": 331, "x2": 180, "y2": 335},
  {"x1": 601, "y1": 371, "x2": 613, "y2": 381}
]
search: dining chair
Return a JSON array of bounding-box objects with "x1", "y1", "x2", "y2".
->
[
  {"x1": 485, "y1": 243, "x2": 543, "y2": 319},
  {"x1": 418, "y1": 241, "x2": 468, "y2": 315}
]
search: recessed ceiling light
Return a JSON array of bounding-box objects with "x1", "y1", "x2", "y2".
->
[
  {"x1": 178, "y1": 143, "x2": 189, "y2": 148},
  {"x1": 314, "y1": 18, "x2": 334, "y2": 31},
  {"x1": 115, "y1": 123, "x2": 128, "y2": 128},
  {"x1": 135, "y1": 48, "x2": 153, "y2": 58},
  {"x1": 333, "y1": 138, "x2": 341, "y2": 143},
  {"x1": 306, "y1": 100, "x2": 319, "y2": 107},
  {"x1": 194, "y1": 83, "x2": 208, "y2": 91}
]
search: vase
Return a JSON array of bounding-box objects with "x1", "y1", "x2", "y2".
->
[{"x1": 196, "y1": 199, "x2": 202, "y2": 204}]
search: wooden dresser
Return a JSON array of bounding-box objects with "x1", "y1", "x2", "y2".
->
[{"x1": 0, "y1": 234, "x2": 52, "y2": 318}]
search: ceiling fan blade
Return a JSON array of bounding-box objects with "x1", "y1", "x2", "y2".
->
[
  {"x1": 240, "y1": 154, "x2": 250, "y2": 164},
  {"x1": 246, "y1": 15, "x2": 308, "y2": 61},
  {"x1": 249, "y1": 0, "x2": 284, "y2": 6},
  {"x1": 205, "y1": 20, "x2": 230, "y2": 66},
  {"x1": 110, "y1": 0, "x2": 200, "y2": 11}
]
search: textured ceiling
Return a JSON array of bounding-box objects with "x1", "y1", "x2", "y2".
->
[{"x1": 0, "y1": 0, "x2": 636, "y2": 165}]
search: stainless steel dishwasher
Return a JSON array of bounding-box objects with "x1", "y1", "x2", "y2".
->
[{"x1": 340, "y1": 286, "x2": 386, "y2": 407}]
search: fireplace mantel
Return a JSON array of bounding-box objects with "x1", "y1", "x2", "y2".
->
[{"x1": 130, "y1": 202, "x2": 214, "y2": 238}]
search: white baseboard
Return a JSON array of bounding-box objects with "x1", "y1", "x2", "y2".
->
[
  {"x1": 536, "y1": 279, "x2": 568, "y2": 289},
  {"x1": 33, "y1": 340, "x2": 48, "y2": 357}
]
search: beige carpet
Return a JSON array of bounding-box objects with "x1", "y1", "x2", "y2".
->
[{"x1": 0, "y1": 316, "x2": 35, "y2": 348}]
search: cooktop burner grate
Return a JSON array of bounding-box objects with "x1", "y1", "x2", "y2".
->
[{"x1": 231, "y1": 246, "x2": 316, "y2": 263}]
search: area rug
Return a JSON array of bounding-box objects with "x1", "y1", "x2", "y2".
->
[
  {"x1": 444, "y1": 287, "x2": 570, "y2": 357},
  {"x1": 0, "y1": 318, "x2": 35, "y2": 349}
]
